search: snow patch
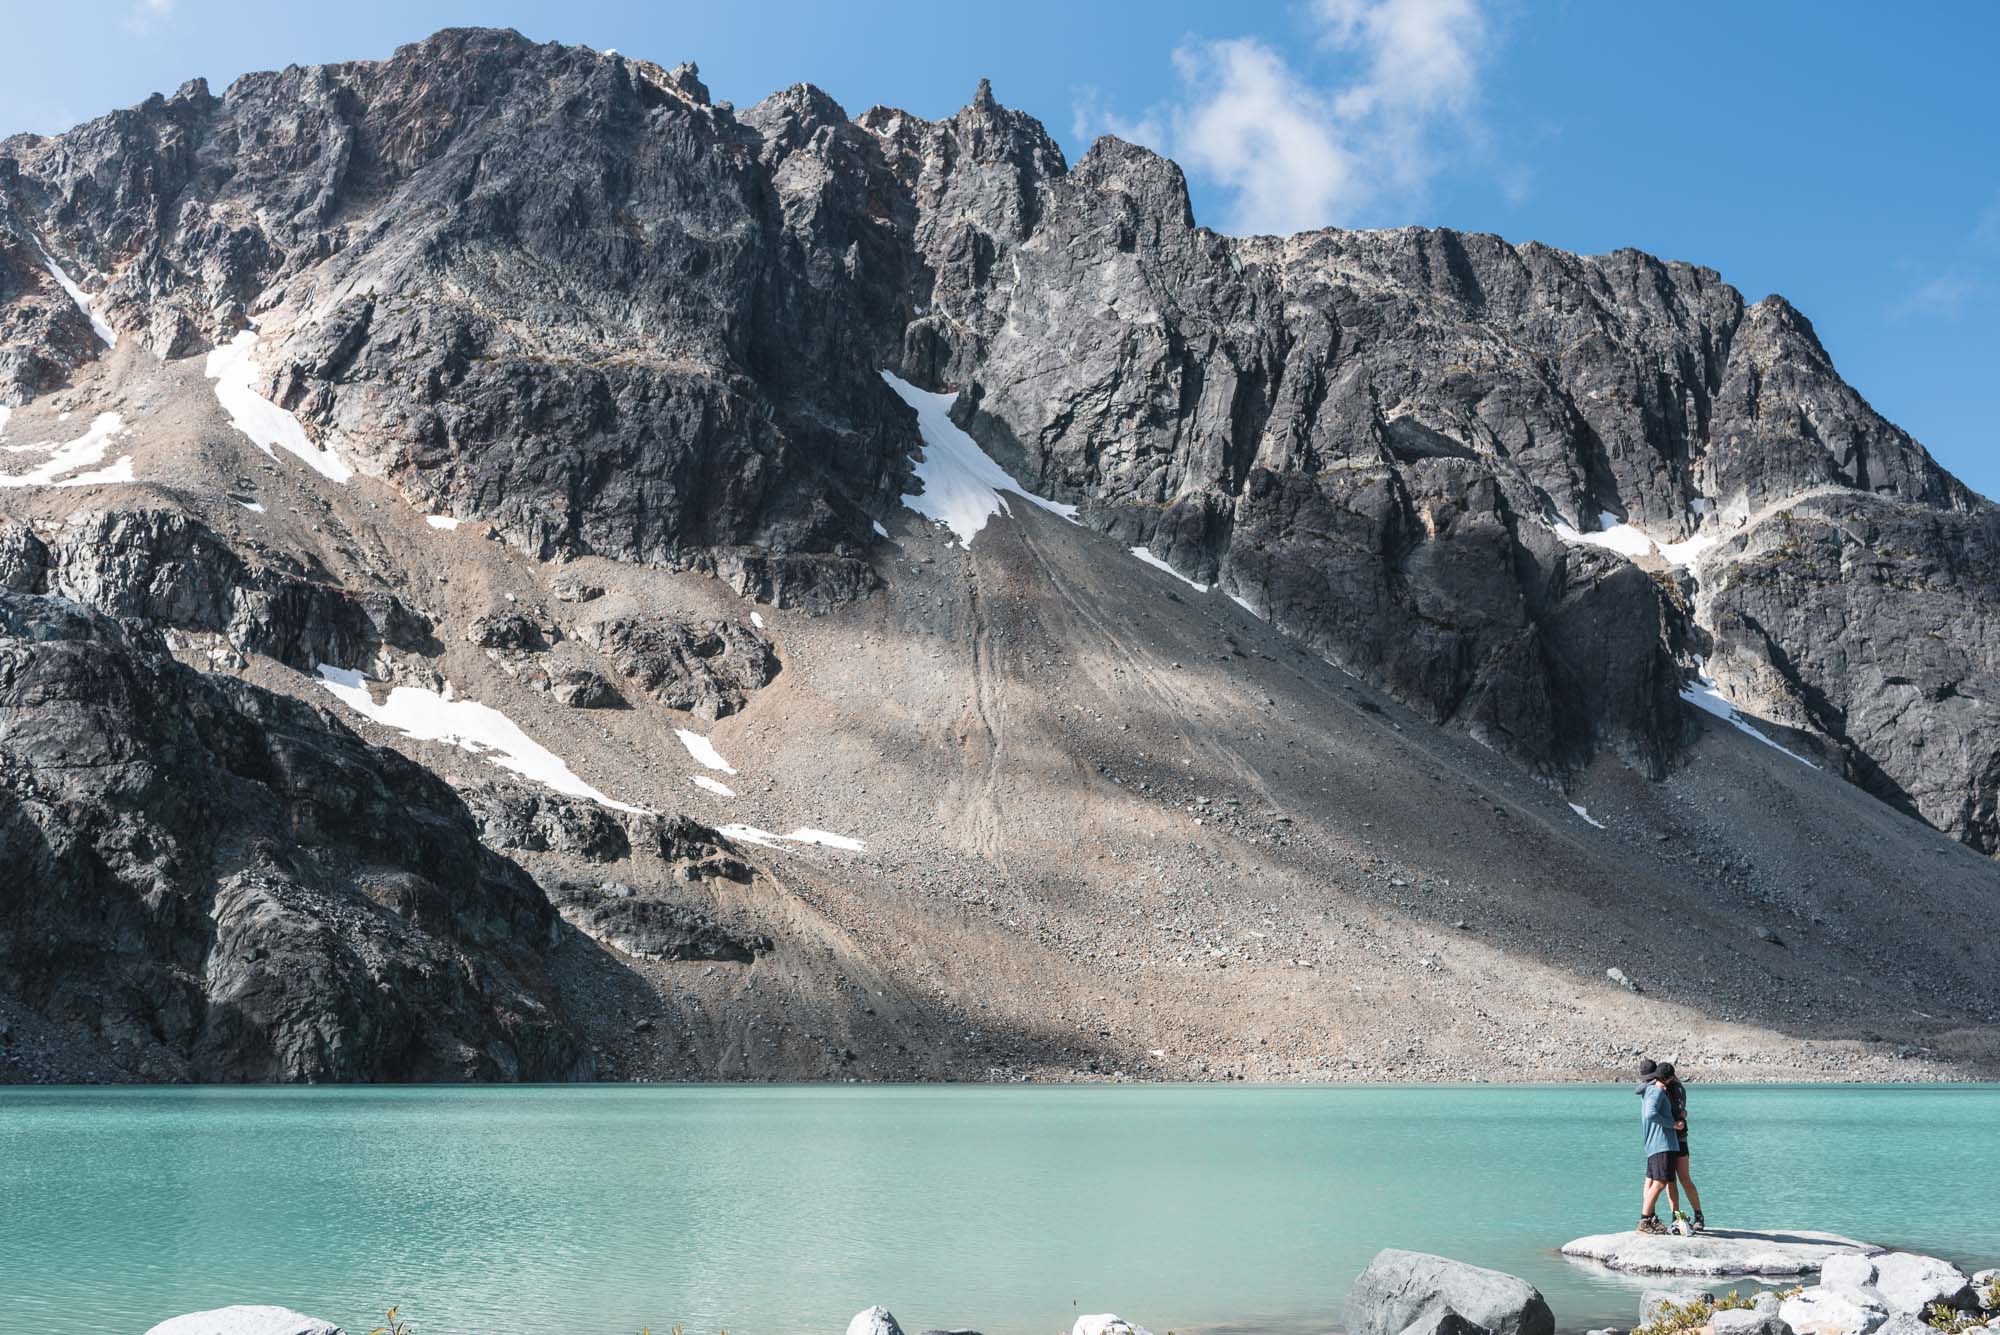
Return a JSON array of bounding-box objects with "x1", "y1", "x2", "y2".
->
[
  {"x1": 717, "y1": 823, "x2": 865, "y2": 853},
  {"x1": 881, "y1": 371, "x2": 1078, "y2": 544},
  {"x1": 749, "y1": 611, "x2": 765, "y2": 629},
  {"x1": 675, "y1": 728, "x2": 737, "y2": 775},
  {"x1": 1567, "y1": 802, "x2": 1606, "y2": 829},
  {"x1": 1679, "y1": 660, "x2": 1819, "y2": 769},
  {"x1": 1551, "y1": 509, "x2": 1718, "y2": 569},
  {"x1": 38, "y1": 248, "x2": 117, "y2": 347},
  {"x1": 872, "y1": 520, "x2": 890, "y2": 538},
  {"x1": 425, "y1": 514, "x2": 461, "y2": 530},
  {"x1": 1227, "y1": 592, "x2": 1262, "y2": 618},
  {"x1": 238, "y1": 500, "x2": 265, "y2": 513},
  {"x1": 1129, "y1": 546, "x2": 1209, "y2": 592},
  {"x1": 206, "y1": 331, "x2": 354, "y2": 483},
  {"x1": 0, "y1": 412, "x2": 133, "y2": 488},
  {"x1": 689, "y1": 775, "x2": 737, "y2": 798},
  {"x1": 314, "y1": 664, "x2": 643, "y2": 810},
  {"x1": 0, "y1": 405, "x2": 11, "y2": 440}
]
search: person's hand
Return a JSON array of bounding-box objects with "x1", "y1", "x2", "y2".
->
[{"x1": 1676, "y1": 1121, "x2": 1686, "y2": 1130}]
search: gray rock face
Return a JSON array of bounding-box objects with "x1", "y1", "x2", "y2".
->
[
  {"x1": 1822, "y1": 1255, "x2": 1880, "y2": 1291},
  {"x1": 0, "y1": 590, "x2": 584, "y2": 1081},
  {"x1": 1710, "y1": 1309, "x2": 1793, "y2": 1335},
  {"x1": 2, "y1": 27, "x2": 1998, "y2": 843},
  {"x1": 2, "y1": 511, "x2": 429, "y2": 672},
  {"x1": 580, "y1": 614, "x2": 778, "y2": 719},
  {"x1": 1871, "y1": 1253, "x2": 1974, "y2": 1314},
  {"x1": 1781, "y1": 1285, "x2": 1892, "y2": 1335},
  {"x1": 547, "y1": 880, "x2": 771, "y2": 962},
  {"x1": 1346, "y1": 1249, "x2": 1554, "y2": 1335}
]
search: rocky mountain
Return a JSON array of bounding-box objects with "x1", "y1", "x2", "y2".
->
[{"x1": 1, "y1": 28, "x2": 1995, "y2": 1083}]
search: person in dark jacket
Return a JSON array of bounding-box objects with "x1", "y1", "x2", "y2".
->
[{"x1": 1660, "y1": 1063, "x2": 1706, "y2": 1231}]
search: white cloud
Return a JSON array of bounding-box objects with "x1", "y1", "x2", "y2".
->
[
  {"x1": 124, "y1": 0, "x2": 173, "y2": 35},
  {"x1": 1078, "y1": 0, "x2": 1495, "y2": 237},
  {"x1": 1897, "y1": 273, "x2": 1975, "y2": 319}
]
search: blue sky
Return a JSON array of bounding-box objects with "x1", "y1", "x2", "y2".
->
[{"x1": 5, "y1": 1, "x2": 1996, "y2": 497}]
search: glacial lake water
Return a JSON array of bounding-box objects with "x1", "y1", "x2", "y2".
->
[{"x1": 2, "y1": 1084, "x2": 1996, "y2": 1335}]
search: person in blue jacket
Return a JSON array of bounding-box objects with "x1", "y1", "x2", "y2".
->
[{"x1": 1635, "y1": 1058, "x2": 1681, "y2": 1234}]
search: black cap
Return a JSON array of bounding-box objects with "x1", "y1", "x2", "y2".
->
[{"x1": 1656, "y1": 1061, "x2": 1676, "y2": 1082}]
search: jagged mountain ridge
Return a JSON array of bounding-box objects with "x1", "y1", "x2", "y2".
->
[
  {"x1": 1, "y1": 28, "x2": 1997, "y2": 1085},
  {"x1": 3, "y1": 26, "x2": 1990, "y2": 847}
]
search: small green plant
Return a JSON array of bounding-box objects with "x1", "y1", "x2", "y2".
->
[
  {"x1": 1982, "y1": 1278, "x2": 2000, "y2": 1313},
  {"x1": 1635, "y1": 1295, "x2": 1717, "y2": 1335},
  {"x1": 367, "y1": 1309, "x2": 412, "y2": 1335},
  {"x1": 1921, "y1": 1303, "x2": 1983, "y2": 1335},
  {"x1": 1712, "y1": 1291, "x2": 1757, "y2": 1313}
]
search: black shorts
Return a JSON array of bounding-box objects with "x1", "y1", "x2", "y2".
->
[
  {"x1": 1676, "y1": 1139, "x2": 1690, "y2": 1159},
  {"x1": 1646, "y1": 1151, "x2": 1678, "y2": 1182}
]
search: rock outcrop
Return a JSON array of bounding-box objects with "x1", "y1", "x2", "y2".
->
[
  {"x1": 4, "y1": 28, "x2": 1991, "y2": 845},
  {"x1": 1562, "y1": 1228, "x2": 1882, "y2": 1278},
  {"x1": 1345, "y1": 1249, "x2": 1554, "y2": 1335},
  {"x1": 0, "y1": 590, "x2": 583, "y2": 1081}
]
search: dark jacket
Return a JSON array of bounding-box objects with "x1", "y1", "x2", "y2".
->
[{"x1": 1667, "y1": 1078, "x2": 1688, "y2": 1138}]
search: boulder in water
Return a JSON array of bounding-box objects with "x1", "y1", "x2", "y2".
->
[
  {"x1": 848, "y1": 1308, "x2": 906, "y2": 1335},
  {"x1": 1564, "y1": 1228, "x2": 1882, "y2": 1277},
  {"x1": 144, "y1": 1309, "x2": 344, "y2": 1335},
  {"x1": 1873, "y1": 1253, "x2": 1975, "y2": 1314},
  {"x1": 1346, "y1": 1249, "x2": 1555, "y2": 1335},
  {"x1": 1781, "y1": 1284, "x2": 1892, "y2": 1335},
  {"x1": 1072, "y1": 1318, "x2": 1154, "y2": 1335}
]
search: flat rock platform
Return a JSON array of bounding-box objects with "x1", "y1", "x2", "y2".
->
[{"x1": 1561, "y1": 1228, "x2": 1883, "y2": 1277}]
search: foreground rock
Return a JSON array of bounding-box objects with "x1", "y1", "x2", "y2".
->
[
  {"x1": 0, "y1": 591, "x2": 584, "y2": 1082},
  {"x1": 1562, "y1": 1228, "x2": 1882, "y2": 1277},
  {"x1": 145, "y1": 1308, "x2": 343, "y2": 1335},
  {"x1": 1347, "y1": 1249, "x2": 1555, "y2": 1335},
  {"x1": 1071, "y1": 1318, "x2": 1154, "y2": 1335}
]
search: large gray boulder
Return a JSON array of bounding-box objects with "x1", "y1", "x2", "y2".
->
[
  {"x1": 1071, "y1": 1318, "x2": 1154, "y2": 1335},
  {"x1": 1346, "y1": 1249, "x2": 1554, "y2": 1335},
  {"x1": 1872, "y1": 1253, "x2": 1974, "y2": 1314},
  {"x1": 1710, "y1": 1311, "x2": 1794, "y2": 1335},
  {"x1": 848, "y1": 1307, "x2": 906, "y2": 1335},
  {"x1": 144, "y1": 1308, "x2": 344, "y2": 1335},
  {"x1": 1821, "y1": 1255, "x2": 1880, "y2": 1291},
  {"x1": 1780, "y1": 1284, "x2": 1892, "y2": 1335}
]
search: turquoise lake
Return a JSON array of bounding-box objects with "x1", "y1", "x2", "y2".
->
[{"x1": 2, "y1": 1084, "x2": 1996, "y2": 1335}]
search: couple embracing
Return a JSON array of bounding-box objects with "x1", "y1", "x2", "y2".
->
[{"x1": 1636, "y1": 1058, "x2": 1704, "y2": 1235}]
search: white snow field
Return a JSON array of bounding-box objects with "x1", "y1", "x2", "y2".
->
[
  {"x1": 38, "y1": 248, "x2": 117, "y2": 347},
  {"x1": 674, "y1": 728, "x2": 737, "y2": 774},
  {"x1": 207, "y1": 330, "x2": 355, "y2": 483},
  {"x1": 0, "y1": 412, "x2": 133, "y2": 487},
  {"x1": 1680, "y1": 660, "x2": 1818, "y2": 768},
  {"x1": 1129, "y1": 545, "x2": 1210, "y2": 592},
  {"x1": 716, "y1": 824, "x2": 866, "y2": 853},
  {"x1": 1552, "y1": 510, "x2": 1717, "y2": 568},
  {"x1": 314, "y1": 665, "x2": 643, "y2": 810},
  {"x1": 881, "y1": 371, "x2": 1077, "y2": 544}
]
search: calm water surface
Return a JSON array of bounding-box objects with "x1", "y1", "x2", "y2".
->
[{"x1": 2, "y1": 1084, "x2": 1995, "y2": 1335}]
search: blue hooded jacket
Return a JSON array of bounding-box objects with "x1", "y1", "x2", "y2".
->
[{"x1": 1639, "y1": 1081, "x2": 1681, "y2": 1155}]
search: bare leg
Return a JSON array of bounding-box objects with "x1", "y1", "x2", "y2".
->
[
  {"x1": 1676, "y1": 1158, "x2": 1703, "y2": 1215},
  {"x1": 1642, "y1": 1177, "x2": 1668, "y2": 1219},
  {"x1": 1665, "y1": 1177, "x2": 1681, "y2": 1215}
]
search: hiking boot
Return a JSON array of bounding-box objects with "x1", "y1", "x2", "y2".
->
[
  {"x1": 1636, "y1": 1215, "x2": 1667, "y2": 1235},
  {"x1": 1692, "y1": 1212, "x2": 1705, "y2": 1232}
]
